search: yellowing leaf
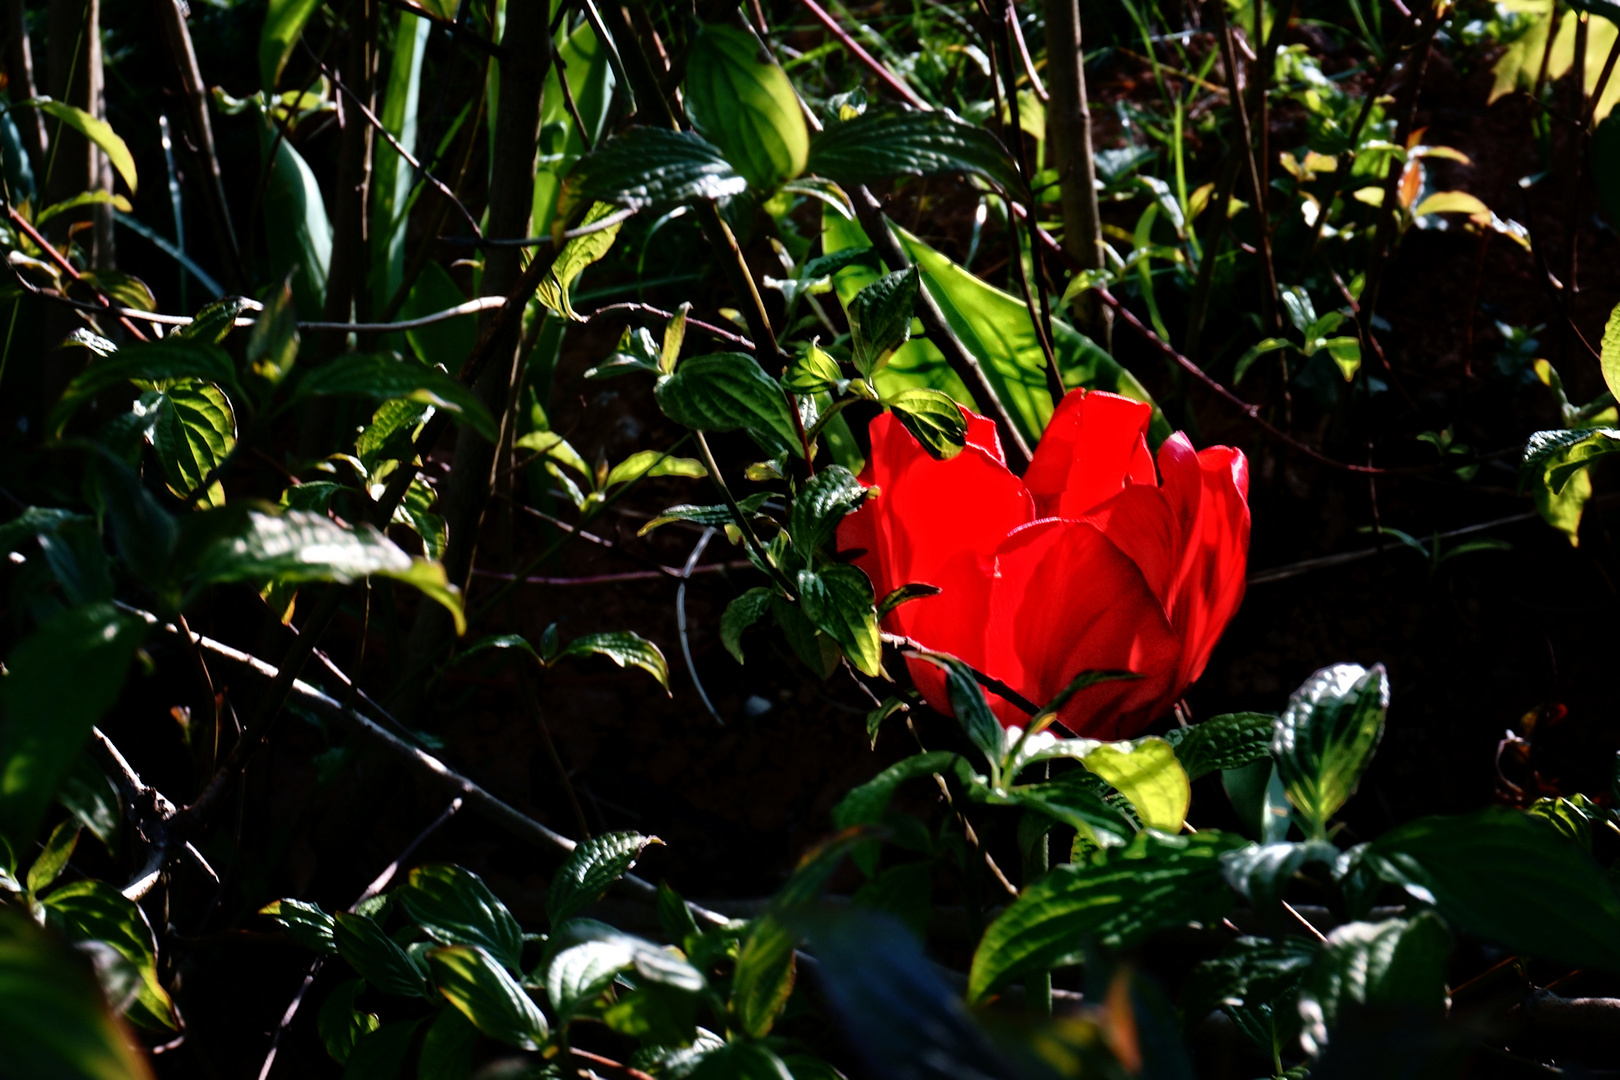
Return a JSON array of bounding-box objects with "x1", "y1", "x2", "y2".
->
[{"x1": 1412, "y1": 191, "x2": 1490, "y2": 219}]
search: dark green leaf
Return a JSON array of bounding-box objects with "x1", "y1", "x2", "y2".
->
[
  {"x1": 808, "y1": 108, "x2": 1025, "y2": 198},
  {"x1": 784, "y1": 342, "x2": 845, "y2": 393},
  {"x1": 401, "y1": 262, "x2": 472, "y2": 372},
  {"x1": 1184, "y1": 936, "x2": 1317, "y2": 1051},
  {"x1": 790, "y1": 466, "x2": 867, "y2": 560},
  {"x1": 655, "y1": 353, "x2": 801, "y2": 458},
  {"x1": 0, "y1": 911, "x2": 154, "y2": 1080},
  {"x1": 186, "y1": 508, "x2": 464, "y2": 633},
  {"x1": 37, "y1": 521, "x2": 114, "y2": 605},
  {"x1": 569, "y1": 127, "x2": 747, "y2": 210},
  {"x1": 0, "y1": 604, "x2": 143, "y2": 850},
  {"x1": 1363, "y1": 807, "x2": 1620, "y2": 972},
  {"x1": 847, "y1": 267, "x2": 919, "y2": 377},
  {"x1": 342, "y1": 1018, "x2": 422, "y2": 1080},
  {"x1": 333, "y1": 912, "x2": 430, "y2": 998},
  {"x1": 690, "y1": 1040, "x2": 795, "y2": 1080},
  {"x1": 89, "y1": 451, "x2": 177, "y2": 585},
  {"x1": 294, "y1": 354, "x2": 496, "y2": 443},
  {"x1": 685, "y1": 23, "x2": 808, "y2": 190},
  {"x1": 0, "y1": 507, "x2": 84, "y2": 553},
  {"x1": 907, "y1": 652, "x2": 1002, "y2": 767},
  {"x1": 179, "y1": 296, "x2": 257, "y2": 346},
  {"x1": 51, "y1": 340, "x2": 239, "y2": 435},
  {"x1": 425, "y1": 945, "x2": 548, "y2": 1050},
  {"x1": 721, "y1": 587, "x2": 775, "y2": 664},
  {"x1": 657, "y1": 881, "x2": 702, "y2": 950},
  {"x1": 416, "y1": 1005, "x2": 478, "y2": 1080},
  {"x1": 967, "y1": 830, "x2": 1247, "y2": 1002},
  {"x1": 246, "y1": 277, "x2": 299, "y2": 383},
  {"x1": 26, "y1": 820, "x2": 79, "y2": 894},
  {"x1": 864, "y1": 696, "x2": 909, "y2": 748},
  {"x1": 43, "y1": 879, "x2": 175, "y2": 1029},
  {"x1": 548, "y1": 832, "x2": 658, "y2": 927},
  {"x1": 317, "y1": 977, "x2": 378, "y2": 1066},
  {"x1": 977, "y1": 776, "x2": 1137, "y2": 847},
  {"x1": 886, "y1": 387, "x2": 967, "y2": 460},
  {"x1": 261, "y1": 898, "x2": 338, "y2": 953},
  {"x1": 638, "y1": 492, "x2": 773, "y2": 536},
  {"x1": 258, "y1": 113, "x2": 331, "y2": 315},
  {"x1": 559, "y1": 632, "x2": 669, "y2": 691},
  {"x1": 1273, "y1": 664, "x2": 1388, "y2": 838},
  {"x1": 260, "y1": 0, "x2": 321, "y2": 91},
  {"x1": 397, "y1": 865, "x2": 523, "y2": 972},
  {"x1": 1220, "y1": 841, "x2": 1339, "y2": 924},
  {"x1": 731, "y1": 915, "x2": 798, "y2": 1039},
  {"x1": 151, "y1": 380, "x2": 236, "y2": 507},
  {"x1": 55, "y1": 754, "x2": 120, "y2": 848},
  {"x1": 875, "y1": 584, "x2": 940, "y2": 620},
  {"x1": 1168, "y1": 712, "x2": 1276, "y2": 780},
  {"x1": 796, "y1": 565, "x2": 880, "y2": 677},
  {"x1": 1298, "y1": 913, "x2": 1451, "y2": 1057},
  {"x1": 78, "y1": 270, "x2": 155, "y2": 313}
]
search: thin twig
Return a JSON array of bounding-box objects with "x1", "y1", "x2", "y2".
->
[
  {"x1": 302, "y1": 39, "x2": 484, "y2": 239},
  {"x1": 375, "y1": 0, "x2": 507, "y2": 59},
  {"x1": 677, "y1": 528, "x2": 723, "y2": 725},
  {"x1": 4, "y1": 204, "x2": 149, "y2": 341},
  {"x1": 795, "y1": 0, "x2": 931, "y2": 109}
]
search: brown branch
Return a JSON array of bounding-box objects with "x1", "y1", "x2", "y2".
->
[
  {"x1": 796, "y1": 0, "x2": 931, "y2": 109},
  {"x1": 4, "y1": 204, "x2": 150, "y2": 341}
]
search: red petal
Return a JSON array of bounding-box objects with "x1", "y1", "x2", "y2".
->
[
  {"x1": 1157, "y1": 439, "x2": 1250, "y2": 693},
  {"x1": 840, "y1": 411, "x2": 1033, "y2": 716},
  {"x1": 1082, "y1": 484, "x2": 1180, "y2": 604},
  {"x1": 987, "y1": 519, "x2": 1181, "y2": 738},
  {"x1": 1024, "y1": 390, "x2": 1154, "y2": 519}
]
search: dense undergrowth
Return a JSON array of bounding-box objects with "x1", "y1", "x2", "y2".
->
[{"x1": 2, "y1": 0, "x2": 1620, "y2": 1077}]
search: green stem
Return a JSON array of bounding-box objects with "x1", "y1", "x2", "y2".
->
[
  {"x1": 1022, "y1": 824, "x2": 1052, "y2": 1014},
  {"x1": 693, "y1": 431, "x2": 796, "y2": 598}
]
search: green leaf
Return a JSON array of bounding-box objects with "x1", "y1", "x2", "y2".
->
[
  {"x1": 655, "y1": 352, "x2": 802, "y2": 457},
  {"x1": 0, "y1": 507, "x2": 84, "y2": 554},
  {"x1": 260, "y1": 0, "x2": 322, "y2": 91},
  {"x1": 847, "y1": 268, "x2": 918, "y2": 378},
  {"x1": 401, "y1": 262, "x2": 473, "y2": 372},
  {"x1": 1183, "y1": 936, "x2": 1316, "y2": 1055},
  {"x1": 181, "y1": 296, "x2": 259, "y2": 346},
  {"x1": 35, "y1": 190, "x2": 133, "y2": 227},
  {"x1": 333, "y1": 912, "x2": 430, "y2": 998},
  {"x1": 721, "y1": 586, "x2": 775, "y2": 664},
  {"x1": 1231, "y1": 338, "x2": 1293, "y2": 385},
  {"x1": 1167, "y1": 712, "x2": 1277, "y2": 780},
  {"x1": 874, "y1": 583, "x2": 941, "y2": 621},
  {"x1": 37, "y1": 521, "x2": 113, "y2": 607},
  {"x1": 1297, "y1": 913, "x2": 1451, "y2": 1057},
  {"x1": 397, "y1": 865, "x2": 523, "y2": 972},
  {"x1": 187, "y1": 508, "x2": 464, "y2": 633},
  {"x1": 51, "y1": 339, "x2": 239, "y2": 436},
  {"x1": 1363, "y1": 807, "x2": 1620, "y2": 972},
  {"x1": 790, "y1": 465, "x2": 867, "y2": 559},
  {"x1": 638, "y1": 492, "x2": 773, "y2": 535},
  {"x1": 425, "y1": 945, "x2": 549, "y2": 1050},
  {"x1": 260, "y1": 898, "x2": 338, "y2": 954},
  {"x1": 904, "y1": 652, "x2": 1003, "y2": 767},
  {"x1": 317, "y1": 977, "x2": 377, "y2": 1066},
  {"x1": 658, "y1": 882, "x2": 702, "y2": 950},
  {"x1": 1020, "y1": 736, "x2": 1191, "y2": 834},
  {"x1": 784, "y1": 342, "x2": 846, "y2": 393},
  {"x1": 151, "y1": 380, "x2": 237, "y2": 507},
  {"x1": 55, "y1": 755, "x2": 120, "y2": 849},
  {"x1": 1273, "y1": 664, "x2": 1389, "y2": 838},
  {"x1": 343, "y1": 1018, "x2": 423, "y2": 1080},
  {"x1": 559, "y1": 632, "x2": 669, "y2": 691},
  {"x1": 1602, "y1": 299, "x2": 1620, "y2": 404},
  {"x1": 535, "y1": 201, "x2": 626, "y2": 320},
  {"x1": 604, "y1": 450, "x2": 707, "y2": 489},
  {"x1": 294, "y1": 353, "x2": 496, "y2": 442},
  {"x1": 808, "y1": 107, "x2": 1025, "y2": 198},
  {"x1": 977, "y1": 777, "x2": 1137, "y2": 847},
  {"x1": 543, "y1": 924, "x2": 703, "y2": 1021},
  {"x1": 690, "y1": 1038, "x2": 795, "y2": 1080},
  {"x1": 569, "y1": 127, "x2": 747, "y2": 210},
  {"x1": 258, "y1": 108, "x2": 332, "y2": 316},
  {"x1": 685, "y1": 23, "x2": 808, "y2": 190},
  {"x1": 796, "y1": 566, "x2": 880, "y2": 677},
  {"x1": 43, "y1": 879, "x2": 176, "y2": 1029},
  {"x1": 832, "y1": 751, "x2": 973, "y2": 832},
  {"x1": 548, "y1": 831, "x2": 658, "y2": 927},
  {"x1": 25, "y1": 820, "x2": 80, "y2": 894},
  {"x1": 78, "y1": 270, "x2": 155, "y2": 313},
  {"x1": 1219, "y1": 840, "x2": 1340, "y2": 924},
  {"x1": 246, "y1": 277, "x2": 299, "y2": 383},
  {"x1": 1522, "y1": 426, "x2": 1620, "y2": 545},
  {"x1": 30, "y1": 99, "x2": 136, "y2": 193},
  {"x1": 0, "y1": 604, "x2": 144, "y2": 850},
  {"x1": 0, "y1": 911, "x2": 154, "y2": 1080},
  {"x1": 967, "y1": 830, "x2": 1246, "y2": 1002},
  {"x1": 416, "y1": 1005, "x2": 479, "y2": 1080}
]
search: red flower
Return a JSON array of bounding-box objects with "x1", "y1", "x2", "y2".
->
[{"x1": 838, "y1": 390, "x2": 1250, "y2": 739}]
